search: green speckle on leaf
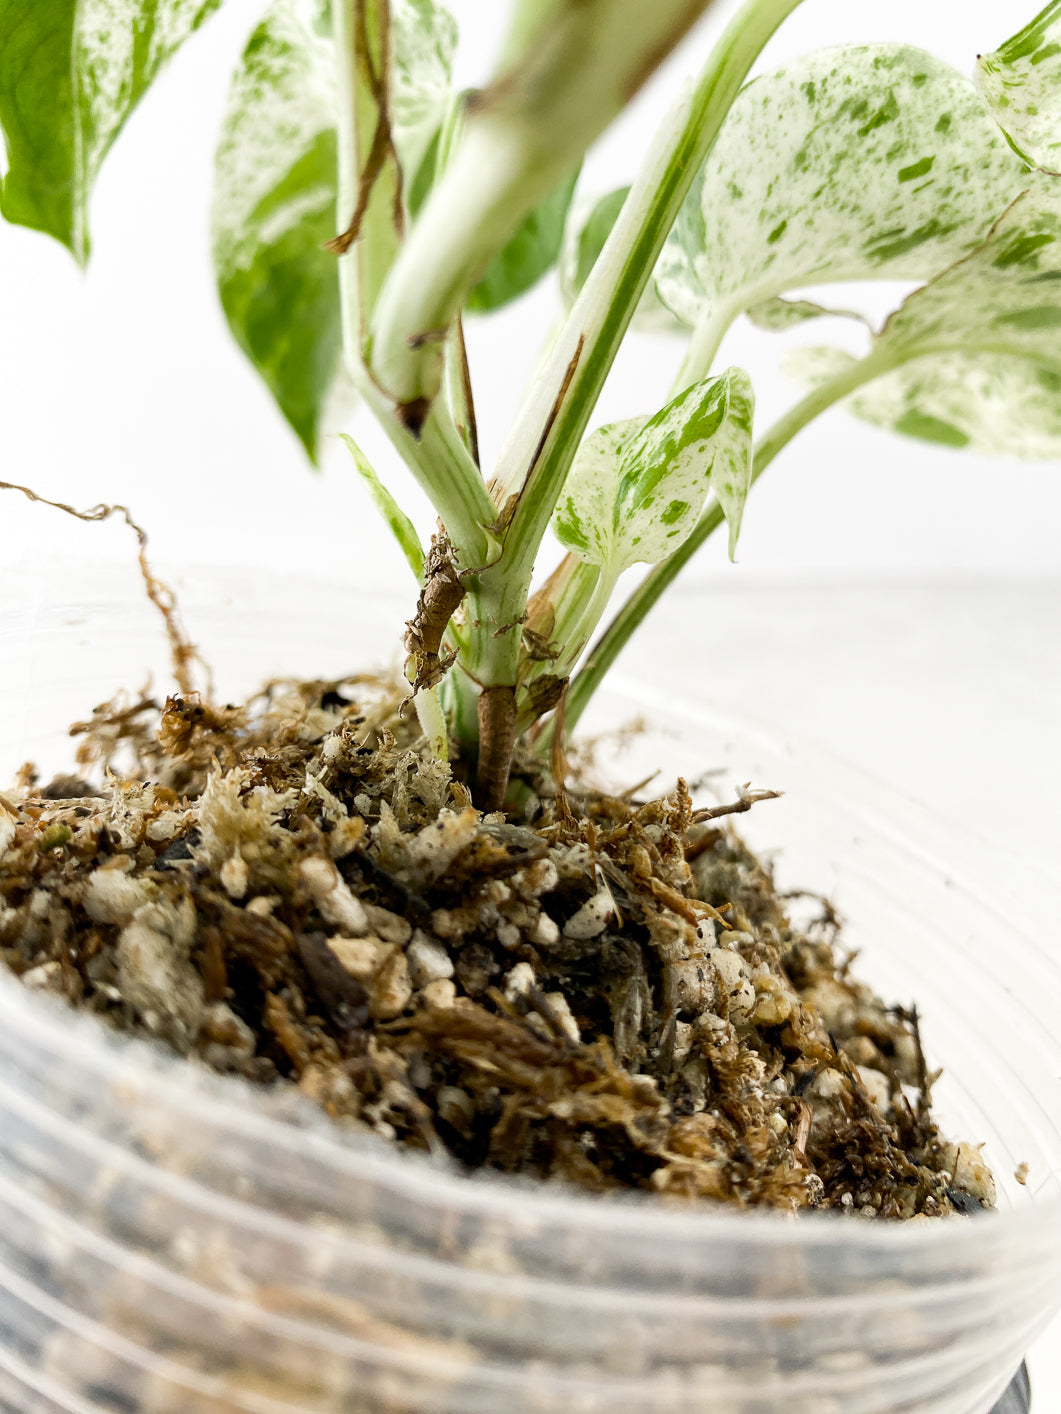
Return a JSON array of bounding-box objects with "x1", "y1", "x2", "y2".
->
[
  {"x1": 995, "y1": 305, "x2": 1061, "y2": 329},
  {"x1": 857, "y1": 90, "x2": 900, "y2": 137},
  {"x1": 659, "y1": 499, "x2": 689, "y2": 525},
  {"x1": 1031, "y1": 41, "x2": 1061, "y2": 65},
  {"x1": 767, "y1": 219, "x2": 787, "y2": 244},
  {"x1": 893, "y1": 410, "x2": 970, "y2": 447},
  {"x1": 866, "y1": 218, "x2": 943, "y2": 262},
  {"x1": 993, "y1": 232, "x2": 1055, "y2": 267},
  {"x1": 898, "y1": 156, "x2": 935, "y2": 182},
  {"x1": 935, "y1": 111, "x2": 953, "y2": 133}
]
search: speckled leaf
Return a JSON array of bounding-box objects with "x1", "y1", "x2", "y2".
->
[
  {"x1": 746, "y1": 297, "x2": 870, "y2": 333},
  {"x1": 212, "y1": 0, "x2": 339, "y2": 462},
  {"x1": 790, "y1": 184, "x2": 1061, "y2": 458},
  {"x1": 0, "y1": 0, "x2": 221, "y2": 261},
  {"x1": 211, "y1": 0, "x2": 458, "y2": 459},
  {"x1": 656, "y1": 44, "x2": 1030, "y2": 332},
  {"x1": 845, "y1": 350, "x2": 1061, "y2": 455},
  {"x1": 390, "y1": 0, "x2": 458, "y2": 186},
  {"x1": 553, "y1": 419, "x2": 644, "y2": 567},
  {"x1": 704, "y1": 369, "x2": 755, "y2": 559},
  {"x1": 467, "y1": 167, "x2": 579, "y2": 313},
  {"x1": 617, "y1": 367, "x2": 754, "y2": 564},
  {"x1": 977, "y1": 2, "x2": 1061, "y2": 172},
  {"x1": 553, "y1": 368, "x2": 754, "y2": 571}
]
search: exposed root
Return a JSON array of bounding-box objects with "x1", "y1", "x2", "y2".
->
[{"x1": 1, "y1": 479, "x2": 204, "y2": 698}]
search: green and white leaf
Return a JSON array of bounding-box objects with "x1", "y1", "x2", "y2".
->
[
  {"x1": 0, "y1": 0, "x2": 221, "y2": 260},
  {"x1": 977, "y1": 1, "x2": 1061, "y2": 173},
  {"x1": 656, "y1": 44, "x2": 1030, "y2": 334},
  {"x1": 553, "y1": 419, "x2": 644, "y2": 567},
  {"x1": 746, "y1": 296, "x2": 870, "y2": 333},
  {"x1": 553, "y1": 367, "x2": 754, "y2": 573},
  {"x1": 702, "y1": 369, "x2": 755, "y2": 558},
  {"x1": 804, "y1": 347, "x2": 1061, "y2": 456},
  {"x1": 339, "y1": 434, "x2": 425, "y2": 579},
  {"x1": 212, "y1": 0, "x2": 339, "y2": 462},
  {"x1": 390, "y1": 0, "x2": 458, "y2": 186},
  {"x1": 789, "y1": 183, "x2": 1061, "y2": 458},
  {"x1": 211, "y1": 0, "x2": 458, "y2": 458}
]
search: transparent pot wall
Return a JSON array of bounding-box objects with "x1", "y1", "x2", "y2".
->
[{"x1": 1, "y1": 565, "x2": 1060, "y2": 1414}]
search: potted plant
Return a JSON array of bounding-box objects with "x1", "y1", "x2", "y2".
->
[{"x1": 0, "y1": 0, "x2": 1059, "y2": 1410}]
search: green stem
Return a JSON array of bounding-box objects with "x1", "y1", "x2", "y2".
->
[
  {"x1": 466, "y1": 0, "x2": 806, "y2": 693},
  {"x1": 367, "y1": 0, "x2": 725, "y2": 414},
  {"x1": 670, "y1": 298, "x2": 740, "y2": 398},
  {"x1": 358, "y1": 379, "x2": 497, "y2": 568},
  {"x1": 332, "y1": 0, "x2": 401, "y2": 341},
  {"x1": 332, "y1": 0, "x2": 494, "y2": 567},
  {"x1": 414, "y1": 684, "x2": 449, "y2": 762},
  {"x1": 560, "y1": 344, "x2": 901, "y2": 739}
]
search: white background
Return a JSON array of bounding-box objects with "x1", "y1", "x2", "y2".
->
[
  {"x1": 1, "y1": 3, "x2": 1059, "y2": 1407},
  {"x1": 0, "y1": 0, "x2": 1060, "y2": 584}
]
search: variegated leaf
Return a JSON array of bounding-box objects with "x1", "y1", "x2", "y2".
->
[
  {"x1": 0, "y1": 0, "x2": 221, "y2": 261},
  {"x1": 837, "y1": 350, "x2": 1061, "y2": 456},
  {"x1": 617, "y1": 367, "x2": 754, "y2": 564},
  {"x1": 390, "y1": 0, "x2": 458, "y2": 183},
  {"x1": 212, "y1": 0, "x2": 338, "y2": 461},
  {"x1": 553, "y1": 419, "x2": 644, "y2": 567},
  {"x1": 212, "y1": 0, "x2": 458, "y2": 459},
  {"x1": 977, "y1": 2, "x2": 1061, "y2": 173},
  {"x1": 746, "y1": 297, "x2": 870, "y2": 333},
  {"x1": 705, "y1": 369, "x2": 755, "y2": 558},
  {"x1": 553, "y1": 367, "x2": 754, "y2": 572},
  {"x1": 789, "y1": 184, "x2": 1061, "y2": 458},
  {"x1": 656, "y1": 44, "x2": 1030, "y2": 332}
]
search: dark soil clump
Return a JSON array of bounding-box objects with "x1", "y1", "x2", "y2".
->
[{"x1": 0, "y1": 675, "x2": 994, "y2": 1218}]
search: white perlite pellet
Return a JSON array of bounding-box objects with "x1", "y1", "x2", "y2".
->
[
  {"x1": 406, "y1": 931, "x2": 454, "y2": 987},
  {"x1": 299, "y1": 856, "x2": 369, "y2": 935}
]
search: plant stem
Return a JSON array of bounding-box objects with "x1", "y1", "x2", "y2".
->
[
  {"x1": 366, "y1": 0, "x2": 723, "y2": 417},
  {"x1": 357, "y1": 380, "x2": 497, "y2": 568},
  {"x1": 560, "y1": 344, "x2": 902, "y2": 739},
  {"x1": 465, "y1": 0, "x2": 806, "y2": 695},
  {"x1": 413, "y1": 684, "x2": 449, "y2": 762},
  {"x1": 332, "y1": 0, "x2": 495, "y2": 567},
  {"x1": 669, "y1": 298, "x2": 740, "y2": 397},
  {"x1": 332, "y1": 0, "x2": 401, "y2": 339}
]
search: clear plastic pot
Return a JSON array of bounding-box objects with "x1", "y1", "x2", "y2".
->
[{"x1": 1, "y1": 565, "x2": 1059, "y2": 1414}]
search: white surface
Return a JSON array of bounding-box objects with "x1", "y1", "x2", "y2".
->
[{"x1": 1, "y1": 1, "x2": 1060, "y2": 1407}]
